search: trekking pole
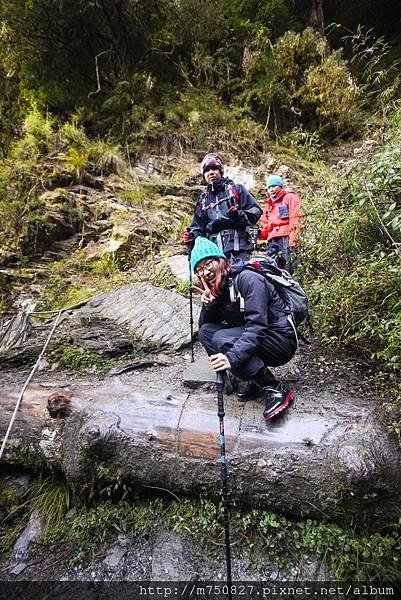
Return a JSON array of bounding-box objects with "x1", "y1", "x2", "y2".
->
[
  {"x1": 249, "y1": 226, "x2": 260, "y2": 255},
  {"x1": 188, "y1": 248, "x2": 194, "y2": 362},
  {"x1": 216, "y1": 371, "x2": 233, "y2": 599}
]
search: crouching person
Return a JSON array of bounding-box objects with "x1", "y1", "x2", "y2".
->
[{"x1": 191, "y1": 236, "x2": 297, "y2": 420}]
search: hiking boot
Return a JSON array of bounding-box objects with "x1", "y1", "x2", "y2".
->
[
  {"x1": 237, "y1": 381, "x2": 260, "y2": 402},
  {"x1": 262, "y1": 385, "x2": 294, "y2": 420}
]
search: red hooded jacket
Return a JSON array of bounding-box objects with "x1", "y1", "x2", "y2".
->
[{"x1": 259, "y1": 188, "x2": 302, "y2": 247}]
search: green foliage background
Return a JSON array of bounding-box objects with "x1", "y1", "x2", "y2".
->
[
  {"x1": 301, "y1": 107, "x2": 401, "y2": 369},
  {"x1": 2, "y1": 0, "x2": 399, "y2": 151}
]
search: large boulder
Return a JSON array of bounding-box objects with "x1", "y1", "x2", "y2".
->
[{"x1": 75, "y1": 283, "x2": 200, "y2": 350}]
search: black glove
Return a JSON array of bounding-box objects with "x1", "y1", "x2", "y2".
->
[
  {"x1": 228, "y1": 205, "x2": 247, "y2": 224},
  {"x1": 205, "y1": 217, "x2": 234, "y2": 234}
]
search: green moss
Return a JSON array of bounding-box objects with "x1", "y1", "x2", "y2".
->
[
  {"x1": 119, "y1": 189, "x2": 144, "y2": 204},
  {"x1": 0, "y1": 473, "x2": 75, "y2": 559},
  {"x1": 6, "y1": 440, "x2": 50, "y2": 472},
  {"x1": 48, "y1": 341, "x2": 117, "y2": 373},
  {"x1": 41, "y1": 498, "x2": 166, "y2": 566},
  {"x1": 85, "y1": 255, "x2": 122, "y2": 276},
  {"x1": 41, "y1": 279, "x2": 93, "y2": 311},
  {"x1": 0, "y1": 484, "x2": 19, "y2": 508}
]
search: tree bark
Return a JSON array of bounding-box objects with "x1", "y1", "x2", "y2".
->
[
  {"x1": 1, "y1": 377, "x2": 400, "y2": 527},
  {"x1": 309, "y1": 0, "x2": 325, "y2": 36}
]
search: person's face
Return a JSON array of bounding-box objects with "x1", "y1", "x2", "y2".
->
[
  {"x1": 268, "y1": 185, "x2": 282, "y2": 197},
  {"x1": 204, "y1": 167, "x2": 222, "y2": 184},
  {"x1": 195, "y1": 257, "x2": 219, "y2": 286}
]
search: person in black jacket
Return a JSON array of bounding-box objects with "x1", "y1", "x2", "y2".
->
[
  {"x1": 191, "y1": 236, "x2": 297, "y2": 420},
  {"x1": 182, "y1": 153, "x2": 262, "y2": 263}
]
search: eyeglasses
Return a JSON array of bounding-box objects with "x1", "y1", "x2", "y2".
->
[{"x1": 195, "y1": 258, "x2": 217, "y2": 277}]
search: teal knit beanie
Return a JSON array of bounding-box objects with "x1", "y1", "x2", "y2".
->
[
  {"x1": 190, "y1": 236, "x2": 226, "y2": 272},
  {"x1": 266, "y1": 174, "x2": 284, "y2": 188}
]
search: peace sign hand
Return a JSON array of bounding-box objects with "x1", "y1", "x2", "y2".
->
[{"x1": 192, "y1": 284, "x2": 215, "y2": 306}]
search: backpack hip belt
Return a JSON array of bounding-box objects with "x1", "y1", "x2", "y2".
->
[{"x1": 210, "y1": 229, "x2": 241, "y2": 252}]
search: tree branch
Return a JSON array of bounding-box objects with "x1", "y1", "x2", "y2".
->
[{"x1": 88, "y1": 48, "x2": 113, "y2": 97}]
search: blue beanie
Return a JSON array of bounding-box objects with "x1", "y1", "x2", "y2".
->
[
  {"x1": 190, "y1": 236, "x2": 226, "y2": 272},
  {"x1": 266, "y1": 174, "x2": 284, "y2": 188}
]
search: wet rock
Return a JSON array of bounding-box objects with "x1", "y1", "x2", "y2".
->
[
  {"x1": 166, "y1": 255, "x2": 191, "y2": 282},
  {"x1": 103, "y1": 536, "x2": 130, "y2": 568},
  {"x1": 0, "y1": 343, "x2": 45, "y2": 369},
  {"x1": 9, "y1": 562, "x2": 28, "y2": 575},
  {"x1": 19, "y1": 189, "x2": 95, "y2": 257},
  {"x1": 77, "y1": 283, "x2": 200, "y2": 350},
  {"x1": 0, "y1": 312, "x2": 33, "y2": 354},
  {"x1": 225, "y1": 165, "x2": 257, "y2": 191},
  {"x1": 107, "y1": 355, "x2": 173, "y2": 377},
  {"x1": 272, "y1": 357, "x2": 301, "y2": 383},
  {"x1": 183, "y1": 356, "x2": 300, "y2": 390},
  {"x1": 182, "y1": 356, "x2": 215, "y2": 388},
  {"x1": 36, "y1": 357, "x2": 50, "y2": 371},
  {"x1": 0, "y1": 469, "x2": 32, "y2": 509},
  {"x1": 12, "y1": 510, "x2": 45, "y2": 559},
  {"x1": 151, "y1": 529, "x2": 194, "y2": 581},
  {"x1": 57, "y1": 314, "x2": 133, "y2": 357}
]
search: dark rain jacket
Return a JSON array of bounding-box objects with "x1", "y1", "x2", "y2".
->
[
  {"x1": 199, "y1": 267, "x2": 297, "y2": 370},
  {"x1": 188, "y1": 177, "x2": 262, "y2": 254}
]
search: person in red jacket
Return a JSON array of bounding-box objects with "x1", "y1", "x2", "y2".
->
[{"x1": 259, "y1": 175, "x2": 302, "y2": 273}]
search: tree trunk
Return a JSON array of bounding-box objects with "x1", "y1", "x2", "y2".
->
[
  {"x1": 1, "y1": 377, "x2": 400, "y2": 527},
  {"x1": 309, "y1": 0, "x2": 325, "y2": 36}
]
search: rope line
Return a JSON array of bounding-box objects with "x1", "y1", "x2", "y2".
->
[{"x1": 0, "y1": 309, "x2": 63, "y2": 461}]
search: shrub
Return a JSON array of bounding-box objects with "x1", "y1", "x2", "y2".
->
[
  {"x1": 302, "y1": 107, "x2": 401, "y2": 369},
  {"x1": 241, "y1": 28, "x2": 361, "y2": 138},
  {"x1": 0, "y1": 108, "x2": 127, "y2": 263},
  {"x1": 302, "y1": 51, "x2": 361, "y2": 135}
]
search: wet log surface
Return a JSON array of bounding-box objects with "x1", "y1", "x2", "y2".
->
[{"x1": 1, "y1": 360, "x2": 400, "y2": 527}]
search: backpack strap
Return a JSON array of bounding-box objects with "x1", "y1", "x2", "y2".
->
[
  {"x1": 297, "y1": 315, "x2": 315, "y2": 345},
  {"x1": 286, "y1": 314, "x2": 299, "y2": 350},
  {"x1": 200, "y1": 183, "x2": 240, "y2": 213},
  {"x1": 228, "y1": 277, "x2": 245, "y2": 311}
]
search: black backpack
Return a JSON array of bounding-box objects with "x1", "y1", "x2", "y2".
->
[{"x1": 229, "y1": 255, "x2": 314, "y2": 344}]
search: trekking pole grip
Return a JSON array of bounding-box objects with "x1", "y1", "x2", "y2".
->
[{"x1": 216, "y1": 371, "x2": 225, "y2": 418}]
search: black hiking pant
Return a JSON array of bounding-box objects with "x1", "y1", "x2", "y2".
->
[
  {"x1": 266, "y1": 237, "x2": 299, "y2": 274},
  {"x1": 198, "y1": 323, "x2": 297, "y2": 383}
]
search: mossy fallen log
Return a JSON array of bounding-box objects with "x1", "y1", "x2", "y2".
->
[{"x1": 1, "y1": 377, "x2": 400, "y2": 527}]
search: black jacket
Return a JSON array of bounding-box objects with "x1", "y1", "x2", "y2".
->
[
  {"x1": 188, "y1": 177, "x2": 261, "y2": 254},
  {"x1": 199, "y1": 268, "x2": 296, "y2": 370}
]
